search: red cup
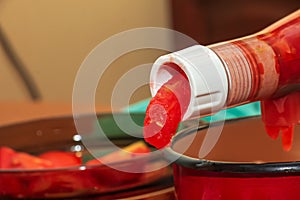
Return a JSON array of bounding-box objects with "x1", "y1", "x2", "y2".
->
[{"x1": 165, "y1": 117, "x2": 300, "y2": 200}]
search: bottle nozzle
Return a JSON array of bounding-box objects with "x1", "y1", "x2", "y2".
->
[{"x1": 150, "y1": 45, "x2": 229, "y2": 120}]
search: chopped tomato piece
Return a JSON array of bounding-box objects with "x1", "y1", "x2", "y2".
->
[
  {"x1": 86, "y1": 141, "x2": 150, "y2": 165},
  {"x1": 28, "y1": 173, "x2": 90, "y2": 196},
  {"x1": 0, "y1": 174, "x2": 24, "y2": 197},
  {"x1": 11, "y1": 152, "x2": 53, "y2": 169},
  {"x1": 0, "y1": 146, "x2": 17, "y2": 169},
  {"x1": 39, "y1": 151, "x2": 81, "y2": 168},
  {"x1": 86, "y1": 141, "x2": 150, "y2": 187}
]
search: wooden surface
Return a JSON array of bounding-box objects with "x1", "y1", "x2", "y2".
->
[{"x1": 0, "y1": 101, "x2": 111, "y2": 126}]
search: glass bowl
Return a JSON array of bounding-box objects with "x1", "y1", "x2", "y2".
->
[
  {"x1": 0, "y1": 113, "x2": 172, "y2": 199},
  {"x1": 165, "y1": 117, "x2": 300, "y2": 200}
]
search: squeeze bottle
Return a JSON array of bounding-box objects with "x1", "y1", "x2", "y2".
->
[{"x1": 149, "y1": 9, "x2": 300, "y2": 150}]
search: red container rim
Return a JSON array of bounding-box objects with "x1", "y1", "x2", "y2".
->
[{"x1": 163, "y1": 117, "x2": 300, "y2": 176}]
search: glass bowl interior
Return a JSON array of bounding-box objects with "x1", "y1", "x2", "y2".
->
[{"x1": 0, "y1": 113, "x2": 172, "y2": 199}]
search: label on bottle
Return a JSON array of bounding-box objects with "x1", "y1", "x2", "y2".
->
[{"x1": 241, "y1": 37, "x2": 279, "y2": 99}]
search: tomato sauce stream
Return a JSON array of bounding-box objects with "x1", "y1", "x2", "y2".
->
[{"x1": 143, "y1": 63, "x2": 190, "y2": 149}]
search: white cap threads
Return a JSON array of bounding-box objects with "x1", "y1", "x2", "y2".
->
[{"x1": 150, "y1": 45, "x2": 229, "y2": 120}]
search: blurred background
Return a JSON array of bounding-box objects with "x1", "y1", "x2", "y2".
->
[{"x1": 0, "y1": 0, "x2": 299, "y2": 109}]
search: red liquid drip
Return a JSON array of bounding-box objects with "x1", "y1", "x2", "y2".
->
[
  {"x1": 259, "y1": 15, "x2": 300, "y2": 151},
  {"x1": 144, "y1": 64, "x2": 190, "y2": 149}
]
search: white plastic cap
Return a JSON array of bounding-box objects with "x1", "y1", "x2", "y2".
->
[{"x1": 150, "y1": 45, "x2": 229, "y2": 120}]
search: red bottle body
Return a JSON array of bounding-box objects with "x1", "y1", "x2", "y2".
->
[
  {"x1": 259, "y1": 13, "x2": 300, "y2": 94},
  {"x1": 211, "y1": 10, "x2": 300, "y2": 150},
  {"x1": 259, "y1": 12, "x2": 300, "y2": 150},
  {"x1": 145, "y1": 10, "x2": 300, "y2": 151}
]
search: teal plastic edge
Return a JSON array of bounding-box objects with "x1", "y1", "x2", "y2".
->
[{"x1": 123, "y1": 98, "x2": 261, "y2": 122}]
